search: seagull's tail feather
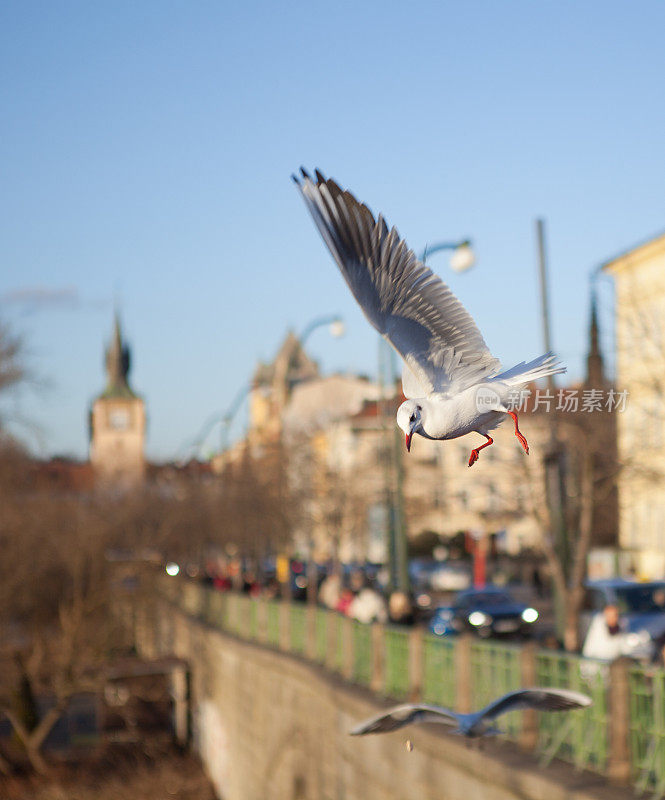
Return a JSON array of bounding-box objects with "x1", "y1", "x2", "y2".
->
[{"x1": 492, "y1": 353, "x2": 566, "y2": 387}]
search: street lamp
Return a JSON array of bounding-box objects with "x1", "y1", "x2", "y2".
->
[
  {"x1": 175, "y1": 384, "x2": 251, "y2": 464},
  {"x1": 219, "y1": 384, "x2": 251, "y2": 453},
  {"x1": 420, "y1": 240, "x2": 475, "y2": 272},
  {"x1": 535, "y1": 218, "x2": 568, "y2": 633},
  {"x1": 177, "y1": 315, "x2": 345, "y2": 464},
  {"x1": 281, "y1": 313, "x2": 345, "y2": 601},
  {"x1": 298, "y1": 314, "x2": 345, "y2": 348},
  {"x1": 382, "y1": 238, "x2": 476, "y2": 595}
]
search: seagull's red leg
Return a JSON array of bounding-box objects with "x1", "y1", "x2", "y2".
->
[
  {"x1": 507, "y1": 411, "x2": 529, "y2": 455},
  {"x1": 468, "y1": 434, "x2": 493, "y2": 467}
]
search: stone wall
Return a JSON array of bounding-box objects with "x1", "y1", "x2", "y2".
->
[{"x1": 135, "y1": 595, "x2": 625, "y2": 800}]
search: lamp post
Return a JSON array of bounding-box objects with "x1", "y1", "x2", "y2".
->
[
  {"x1": 382, "y1": 239, "x2": 476, "y2": 595},
  {"x1": 283, "y1": 314, "x2": 345, "y2": 603},
  {"x1": 219, "y1": 384, "x2": 251, "y2": 453},
  {"x1": 299, "y1": 314, "x2": 345, "y2": 348},
  {"x1": 181, "y1": 315, "x2": 346, "y2": 464},
  {"x1": 535, "y1": 219, "x2": 568, "y2": 636}
]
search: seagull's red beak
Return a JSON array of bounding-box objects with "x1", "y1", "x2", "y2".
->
[{"x1": 405, "y1": 431, "x2": 412, "y2": 452}]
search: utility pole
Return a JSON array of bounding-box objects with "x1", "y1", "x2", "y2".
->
[
  {"x1": 379, "y1": 339, "x2": 409, "y2": 594},
  {"x1": 389, "y1": 349, "x2": 410, "y2": 594},
  {"x1": 535, "y1": 219, "x2": 569, "y2": 621},
  {"x1": 379, "y1": 338, "x2": 398, "y2": 591}
]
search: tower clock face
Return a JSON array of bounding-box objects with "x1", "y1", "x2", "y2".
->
[{"x1": 109, "y1": 408, "x2": 130, "y2": 430}]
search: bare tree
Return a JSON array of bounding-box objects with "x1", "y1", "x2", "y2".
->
[
  {"x1": 0, "y1": 320, "x2": 25, "y2": 397},
  {"x1": 520, "y1": 409, "x2": 619, "y2": 651},
  {"x1": 0, "y1": 463, "x2": 127, "y2": 772}
]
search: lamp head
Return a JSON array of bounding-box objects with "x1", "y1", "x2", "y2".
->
[{"x1": 450, "y1": 241, "x2": 475, "y2": 273}]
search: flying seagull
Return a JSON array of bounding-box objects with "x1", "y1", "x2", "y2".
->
[
  {"x1": 293, "y1": 169, "x2": 565, "y2": 466},
  {"x1": 349, "y1": 687, "x2": 592, "y2": 739}
]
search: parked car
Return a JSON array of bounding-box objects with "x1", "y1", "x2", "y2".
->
[
  {"x1": 445, "y1": 587, "x2": 539, "y2": 639},
  {"x1": 581, "y1": 579, "x2": 665, "y2": 659}
]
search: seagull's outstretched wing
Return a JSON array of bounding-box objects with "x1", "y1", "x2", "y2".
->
[
  {"x1": 478, "y1": 688, "x2": 592, "y2": 723},
  {"x1": 293, "y1": 169, "x2": 501, "y2": 397},
  {"x1": 350, "y1": 704, "x2": 459, "y2": 736}
]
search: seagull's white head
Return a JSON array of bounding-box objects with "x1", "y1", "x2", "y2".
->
[{"x1": 396, "y1": 400, "x2": 422, "y2": 453}]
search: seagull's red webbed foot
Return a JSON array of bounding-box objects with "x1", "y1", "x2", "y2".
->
[
  {"x1": 516, "y1": 431, "x2": 529, "y2": 454},
  {"x1": 507, "y1": 411, "x2": 529, "y2": 455},
  {"x1": 468, "y1": 434, "x2": 493, "y2": 467}
]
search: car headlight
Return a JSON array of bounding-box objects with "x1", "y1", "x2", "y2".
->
[
  {"x1": 469, "y1": 611, "x2": 490, "y2": 627},
  {"x1": 521, "y1": 607, "x2": 539, "y2": 624}
]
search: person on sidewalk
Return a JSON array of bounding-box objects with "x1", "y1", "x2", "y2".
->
[{"x1": 582, "y1": 603, "x2": 628, "y2": 661}]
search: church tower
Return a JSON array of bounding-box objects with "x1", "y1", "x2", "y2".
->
[
  {"x1": 583, "y1": 289, "x2": 618, "y2": 548},
  {"x1": 586, "y1": 290, "x2": 606, "y2": 388},
  {"x1": 90, "y1": 313, "x2": 146, "y2": 485}
]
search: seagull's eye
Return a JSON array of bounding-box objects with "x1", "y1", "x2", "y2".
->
[{"x1": 409, "y1": 413, "x2": 416, "y2": 423}]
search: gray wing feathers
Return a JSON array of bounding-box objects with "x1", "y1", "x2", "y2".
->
[
  {"x1": 480, "y1": 688, "x2": 592, "y2": 722},
  {"x1": 349, "y1": 704, "x2": 458, "y2": 736},
  {"x1": 294, "y1": 169, "x2": 501, "y2": 395}
]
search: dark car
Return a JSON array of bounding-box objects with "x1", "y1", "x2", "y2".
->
[{"x1": 447, "y1": 587, "x2": 539, "y2": 638}]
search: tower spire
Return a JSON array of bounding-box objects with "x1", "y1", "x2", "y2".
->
[
  {"x1": 103, "y1": 310, "x2": 134, "y2": 397},
  {"x1": 586, "y1": 289, "x2": 605, "y2": 387}
]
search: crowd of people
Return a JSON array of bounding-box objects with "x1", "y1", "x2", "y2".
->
[
  {"x1": 318, "y1": 572, "x2": 417, "y2": 625},
  {"x1": 199, "y1": 559, "x2": 418, "y2": 626}
]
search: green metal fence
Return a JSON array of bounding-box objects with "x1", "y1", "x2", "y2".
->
[
  {"x1": 290, "y1": 603, "x2": 307, "y2": 655},
  {"x1": 629, "y1": 664, "x2": 665, "y2": 796},
  {"x1": 265, "y1": 599, "x2": 281, "y2": 648},
  {"x1": 205, "y1": 588, "x2": 227, "y2": 629},
  {"x1": 226, "y1": 593, "x2": 240, "y2": 635},
  {"x1": 235, "y1": 595, "x2": 254, "y2": 638},
  {"x1": 384, "y1": 627, "x2": 410, "y2": 699},
  {"x1": 314, "y1": 607, "x2": 328, "y2": 664},
  {"x1": 331, "y1": 613, "x2": 345, "y2": 673},
  {"x1": 248, "y1": 597, "x2": 259, "y2": 640},
  {"x1": 470, "y1": 640, "x2": 522, "y2": 738},
  {"x1": 535, "y1": 649, "x2": 609, "y2": 771},
  {"x1": 422, "y1": 635, "x2": 457, "y2": 709},
  {"x1": 352, "y1": 620, "x2": 372, "y2": 686}
]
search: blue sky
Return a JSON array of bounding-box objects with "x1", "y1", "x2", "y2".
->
[{"x1": 2, "y1": 1, "x2": 664, "y2": 460}]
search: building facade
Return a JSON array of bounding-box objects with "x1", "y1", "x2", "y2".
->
[{"x1": 604, "y1": 230, "x2": 665, "y2": 577}]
